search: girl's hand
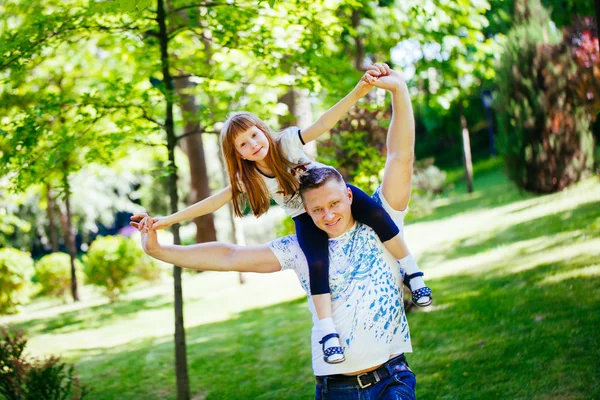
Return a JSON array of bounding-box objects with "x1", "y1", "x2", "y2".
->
[
  {"x1": 354, "y1": 78, "x2": 373, "y2": 98},
  {"x1": 355, "y1": 63, "x2": 392, "y2": 97},
  {"x1": 149, "y1": 217, "x2": 172, "y2": 231},
  {"x1": 363, "y1": 65, "x2": 406, "y2": 93}
]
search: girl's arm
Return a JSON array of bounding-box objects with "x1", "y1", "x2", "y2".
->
[
  {"x1": 150, "y1": 186, "x2": 233, "y2": 230},
  {"x1": 299, "y1": 65, "x2": 388, "y2": 144}
]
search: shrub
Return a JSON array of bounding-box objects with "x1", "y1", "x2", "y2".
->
[
  {"x1": 319, "y1": 105, "x2": 390, "y2": 194},
  {"x1": 319, "y1": 105, "x2": 447, "y2": 219},
  {"x1": 0, "y1": 327, "x2": 89, "y2": 400},
  {"x1": 34, "y1": 253, "x2": 83, "y2": 299},
  {"x1": 408, "y1": 158, "x2": 447, "y2": 219},
  {"x1": 133, "y1": 251, "x2": 162, "y2": 283},
  {"x1": 0, "y1": 248, "x2": 34, "y2": 315},
  {"x1": 85, "y1": 236, "x2": 156, "y2": 302},
  {"x1": 496, "y1": 1, "x2": 597, "y2": 193},
  {"x1": 276, "y1": 216, "x2": 296, "y2": 237}
]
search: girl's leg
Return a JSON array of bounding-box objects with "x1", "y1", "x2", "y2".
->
[
  {"x1": 348, "y1": 184, "x2": 431, "y2": 306},
  {"x1": 294, "y1": 213, "x2": 345, "y2": 363}
]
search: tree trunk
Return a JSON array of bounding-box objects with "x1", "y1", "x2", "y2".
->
[
  {"x1": 157, "y1": 1, "x2": 190, "y2": 398},
  {"x1": 351, "y1": 9, "x2": 365, "y2": 71},
  {"x1": 459, "y1": 105, "x2": 474, "y2": 193},
  {"x1": 171, "y1": 6, "x2": 217, "y2": 245},
  {"x1": 174, "y1": 78, "x2": 217, "y2": 244},
  {"x1": 46, "y1": 183, "x2": 59, "y2": 252},
  {"x1": 217, "y1": 150, "x2": 246, "y2": 284},
  {"x1": 59, "y1": 175, "x2": 79, "y2": 301},
  {"x1": 279, "y1": 88, "x2": 317, "y2": 158}
]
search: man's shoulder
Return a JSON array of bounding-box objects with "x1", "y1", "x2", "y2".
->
[
  {"x1": 371, "y1": 186, "x2": 408, "y2": 217},
  {"x1": 371, "y1": 186, "x2": 384, "y2": 207},
  {"x1": 267, "y1": 234, "x2": 305, "y2": 272}
]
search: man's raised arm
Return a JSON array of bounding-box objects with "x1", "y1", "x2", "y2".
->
[
  {"x1": 131, "y1": 214, "x2": 282, "y2": 274},
  {"x1": 370, "y1": 68, "x2": 415, "y2": 211}
]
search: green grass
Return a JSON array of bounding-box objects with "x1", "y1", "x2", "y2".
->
[{"x1": 2, "y1": 161, "x2": 599, "y2": 399}]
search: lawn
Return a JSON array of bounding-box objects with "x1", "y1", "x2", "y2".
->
[{"x1": 2, "y1": 161, "x2": 599, "y2": 400}]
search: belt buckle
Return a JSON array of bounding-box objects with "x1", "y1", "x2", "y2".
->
[{"x1": 357, "y1": 370, "x2": 380, "y2": 389}]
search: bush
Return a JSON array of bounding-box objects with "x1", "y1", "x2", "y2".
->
[
  {"x1": 0, "y1": 248, "x2": 34, "y2": 315},
  {"x1": 0, "y1": 327, "x2": 89, "y2": 400},
  {"x1": 34, "y1": 253, "x2": 83, "y2": 299},
  {"x1": 276, "y1": 216, "x2": 296, "y2": 238},
  {"x1": 408, "y1": 158, "x2": 447, "y2": 219},
  {"x1": 319, "y1": 105, "x2": 447, "y2": 219},
  {"x1": 319, "y1": 105, "x2": 390, "y2": 194},
  {"x1": 85, "y1": 236, "x2": 157, "y2": 302},
  {"x1": 496, "y1": 1, "x2": 597, "y2": 193}
]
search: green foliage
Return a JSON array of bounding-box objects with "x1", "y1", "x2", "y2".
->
[
  {"x1": 34, "y1": 253, "x2": 83, "y2": 299},
  {"x1": 119, "y1": 0, "x2": 152, "y2": 12},
  {"x1": 409, "y1": 158, "x2": 447, "y2": 219},
  {"x1": 0, "y1": 327, "x2": 89, "y2": 400},
  {"x1": 318, "y1": 105, "x2": 390, "y2": 193},
  {"x1": 496, "y1": 0, "x2": 596, "y2": 193},
  {"x1": 0, "y1": 248, "x2": 34, "y2": 315},
  {"x1": 275, "y1": 216, "x2": 296, "y2": 237},
  {"x1": 485, "y1": 0, "x2": 595, "y2": 34},
  {"x1": 0, "y1": 187, "x2": 31, "y2": 248},
  {"x1": 318, "y1": 104, "x2": 446, "y2": 218},
  {"x1": 85, "y1": 236, "x2": 157, "y2": 302}
]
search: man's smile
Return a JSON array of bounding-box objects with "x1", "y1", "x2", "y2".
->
[{"x1": 325, "y1": 218, "x2": 341, "y2": 227}]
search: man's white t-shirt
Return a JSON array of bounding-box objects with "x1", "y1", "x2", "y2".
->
[
  {"x1": 259, "y1": 126, "x2": 326, "y2": 218},
  {"x1": 268, "y1": 187, "x2": 412, "y2": 376}
]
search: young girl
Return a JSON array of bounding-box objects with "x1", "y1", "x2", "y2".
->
[{"x1": 145, "y1": 64, "x2": 432, "y2": 363}]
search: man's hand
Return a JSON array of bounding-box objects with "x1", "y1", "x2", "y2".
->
[
  {"x1": 354, "y1": 63, "x2": 394, "y2": 97},
  {"x1": 130, "y1": 213, "x2": 160, "y2": 255},
  {"x1": 369, "y1": 70, "x2": 406, "y2": 94}
]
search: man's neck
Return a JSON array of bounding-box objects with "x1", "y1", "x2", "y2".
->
[{"x1": 327, "y1": 219, "x2": 357, "y2": 239}]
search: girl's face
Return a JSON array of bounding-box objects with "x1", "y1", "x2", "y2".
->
[{"x1": 234, "y1": 125, "x2": 270, "y2": 162}]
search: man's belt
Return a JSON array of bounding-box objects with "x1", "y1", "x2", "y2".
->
[{"x1": 315, "y1": 354, "x2": 410, "y2": 389}]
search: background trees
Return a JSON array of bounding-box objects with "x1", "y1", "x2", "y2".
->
[{"x1": 1, "y1": 0, "x2": 598, "y2": 398}]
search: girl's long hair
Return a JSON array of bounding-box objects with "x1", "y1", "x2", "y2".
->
[{"x1": 220, "y1": 112, "x2": 305, "y2": 218}]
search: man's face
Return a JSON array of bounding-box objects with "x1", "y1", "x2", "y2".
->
[
  {"x1": 234, "y1": 125, "x2": 270, "y2": 162},
  {"x1": 303, "y1": 180, "x2": 354, "y2": 238}
]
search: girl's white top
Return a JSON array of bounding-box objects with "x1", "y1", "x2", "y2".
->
[{"x1": 259, "y1": 126, "x2": 326, "y2": 218}]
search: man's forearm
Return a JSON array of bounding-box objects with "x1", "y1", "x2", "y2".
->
[
  {"x1": 146, "y1": 241, "x2": 282, "y2": 274},
  {"x1": 388, "y1": 84, "x2": 415, "y2": 161},
  {"x1": 380, "y1": 81, "x2": 415, "y2": 211},
  {"x1": 148, "y1": 242, "x2": 237, "y2": 271}
]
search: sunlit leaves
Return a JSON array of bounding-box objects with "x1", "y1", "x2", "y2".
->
[{"x1": 119, "y1": 0, "x2": 152, "y2": 12}]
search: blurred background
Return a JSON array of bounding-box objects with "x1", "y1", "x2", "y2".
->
[{"x1": 0, "y1": 0, "x2": 599, "y2": 399}]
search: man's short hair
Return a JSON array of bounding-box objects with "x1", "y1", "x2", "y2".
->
[{"x1": 299, "y1": 167, "x2": 346, "y2": 201}]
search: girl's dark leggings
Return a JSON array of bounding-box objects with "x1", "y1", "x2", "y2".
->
[{"x1": 293, "y1": 184, "x2": 400, "y2": 295}]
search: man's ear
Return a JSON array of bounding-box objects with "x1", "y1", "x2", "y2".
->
[{"x1": 347, "y1": 187, "x2": 353, "y2": 204}]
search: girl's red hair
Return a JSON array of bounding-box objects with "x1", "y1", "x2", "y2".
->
[{"x1": 220, "y1": 112, "x2": 305, "y2": 217}]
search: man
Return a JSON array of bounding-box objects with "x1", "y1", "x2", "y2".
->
[{"x1": 132, "y1": 66, "x2": 418, "y2": 399}]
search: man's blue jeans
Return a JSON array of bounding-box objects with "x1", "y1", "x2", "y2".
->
[{"x1": 314, "y1": 357, "x2": 417, "y2": 400}]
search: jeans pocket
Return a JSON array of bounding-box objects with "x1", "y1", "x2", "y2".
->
[{"x1": 393, "y1": 371, "x2": 417, "y2": 398}]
